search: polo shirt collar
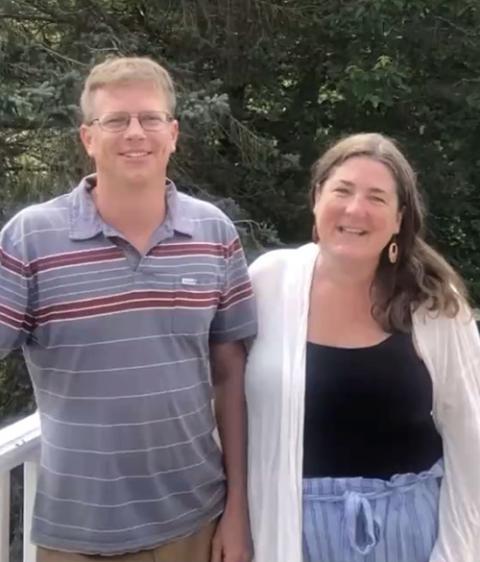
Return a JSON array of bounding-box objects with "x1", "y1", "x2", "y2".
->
[
  {"x1": 68, "y1": 174, "x2": 194, "y2": 241},
  {"x1": 166, "y1": 180, "x2": 194, "y2": 237}
]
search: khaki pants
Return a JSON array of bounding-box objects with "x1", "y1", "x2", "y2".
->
[{"x1": 37, "y1": 519, "x2": 217, "y2": 562}]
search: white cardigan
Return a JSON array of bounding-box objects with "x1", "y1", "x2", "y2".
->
[{"x1": 245, "y1": 243, "x2": 480, "y2": 562}]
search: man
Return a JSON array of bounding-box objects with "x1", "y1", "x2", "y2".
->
[{"x1": 0, "y1": 57, "x2": 257, "y2": 562}]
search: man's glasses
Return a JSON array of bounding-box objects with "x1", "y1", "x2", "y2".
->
[{"x1": 90, "y1": 111, "x2": 174, "y2": 132}]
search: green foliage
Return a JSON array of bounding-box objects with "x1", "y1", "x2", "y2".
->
[{"x1": 0, "y1": 352, "x2": 34, "y2": 425}]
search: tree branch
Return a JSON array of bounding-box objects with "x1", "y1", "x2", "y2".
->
[{"x1": 0, "y1": 13, "x2": 71, "y2": 23}]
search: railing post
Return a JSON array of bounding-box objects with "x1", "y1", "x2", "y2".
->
[
  {"x1": 0, "y1": 413, "x2": 41, "y2": 562},
  {"x1": 23, "y1": 461, "x2": 38, "y2": 562},
  {"x1": 0, "y1": 471, "x2": 11, "y2": 562}
]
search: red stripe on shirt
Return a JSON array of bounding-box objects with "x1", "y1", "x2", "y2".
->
[
  {"x1": 26, "y1": 240, "x2": 243, "y2": 275},
  {"x1": 225, "y1": 238, "x2": 242, "y2": 258},
  {"x1": 149, "y1": 243, "x2": 226, "y2": 258},
  {"x1": 0, "y1": 309, "x2": 34, "y2": 331},
  {"x1": 27, "y1": 247, "x2": 124, "y2": 275},
  {"x1": 219, "y1": 289, "x2": 254, "y2": 310},
  {"x1": 0, "y1": 248, "x2": 26, "y2": 276},
  {"x1": 219, "y1": 281, "x2": 254, "y2": 308},
  {"x1": 35, "y1": 297, "x2": 219, "y2": 325},
  {"x1": 35, "y1": 289, "x2": 221, "y2": 318}
]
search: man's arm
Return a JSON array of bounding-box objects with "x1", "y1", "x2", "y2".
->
[
  {"x1": 207, "y1": 218, "x2": 257, "y2": 562},
  {"x1": 210, "y1": 339, "x2": 252, "y2": 562}
]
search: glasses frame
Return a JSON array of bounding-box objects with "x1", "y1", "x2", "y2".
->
[{"x1": 89, "y1": 111, "x2": 175, "y2": 132}]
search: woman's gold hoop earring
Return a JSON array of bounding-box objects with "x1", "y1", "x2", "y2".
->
[{"x1": 388, "y1": 241, "x2": 398, "y2": 264}]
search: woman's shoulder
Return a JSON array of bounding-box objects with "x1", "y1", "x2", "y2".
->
[
  {"x1": 249, "y1": 248, "x2": 293, "y2": 276},
  {"x1": 413, "y1": 299, "x2": 475, "y2": 331},
  {"x1": 413, "y1": 299, "x2": 479, "y2": 356},
  {"x1": 249, "y1": 243, "x2": 318, "y2": 279}
]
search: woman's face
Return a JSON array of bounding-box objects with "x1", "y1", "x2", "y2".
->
[{"x1": 313, "y1": 156, "x2": 403, "y2": 266}]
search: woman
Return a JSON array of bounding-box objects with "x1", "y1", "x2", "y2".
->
[{"x1": 245, "y1": 133, "x2": 480, "y2": 562}]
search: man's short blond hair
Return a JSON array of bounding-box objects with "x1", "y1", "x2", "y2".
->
[{"x1": 80, "y1": 56, "x2": 176, "y2": 122}]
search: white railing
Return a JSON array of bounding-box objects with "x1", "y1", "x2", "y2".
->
[{"x1": 0, "y1": 413, "x2": 40, "y2": 562}]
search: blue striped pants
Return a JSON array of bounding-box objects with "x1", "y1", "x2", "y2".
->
[{"x1": 302, "y1": 461, "x2": 443, "y2": 562}]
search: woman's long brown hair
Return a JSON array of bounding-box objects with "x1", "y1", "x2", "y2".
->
[{"x1": 310, "y1": 133, "x2": 468, "y2": 332}]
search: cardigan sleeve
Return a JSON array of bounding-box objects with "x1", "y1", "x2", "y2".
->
[{"x1": 415, "y1": 307, "x2": 480, "y2": 562}]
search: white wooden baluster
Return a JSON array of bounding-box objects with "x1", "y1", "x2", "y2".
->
[
  {"x1": 0, "y1": 471, "x2": 11, "y2": 562},
  {"x1": 0, "y1": 413, "x2": 41, "y2": 562},
  {"x1": 23, "y1": 461, "x2": 38, "y2": 562}
]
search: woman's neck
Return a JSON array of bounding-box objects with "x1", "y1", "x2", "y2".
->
[{"x1": 315, "y1": 251, "x2": 378, "y2": 289}]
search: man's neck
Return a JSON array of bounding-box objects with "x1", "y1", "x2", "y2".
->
[{"x1": 92, "y1": 176, "x2": 168, "y2": 252}]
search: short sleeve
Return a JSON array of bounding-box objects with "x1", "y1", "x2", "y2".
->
[
  {"x1": 209, "y1": 224, "x2": 257, "y2": 343},
  {"x1": 0, "y1": 226, "x2": 33, "y2": 358}
]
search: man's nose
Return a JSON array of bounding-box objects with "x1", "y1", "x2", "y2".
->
[{"x1": 124, "y1": 116, "x2": 146, "y2": 138}]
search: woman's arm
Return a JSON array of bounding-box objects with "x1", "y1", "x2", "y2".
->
[{"x1": 416, "y1": 308, "x2": 480, "y2": 562}]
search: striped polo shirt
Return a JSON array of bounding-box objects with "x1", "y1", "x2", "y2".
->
[{"x1": 0, "y1": 176, "x2": 257, "y2": 554}]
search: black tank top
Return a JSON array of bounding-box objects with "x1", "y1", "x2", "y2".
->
[{"x1": 303, "y1": 332, "x2": 443, "y2": 479}]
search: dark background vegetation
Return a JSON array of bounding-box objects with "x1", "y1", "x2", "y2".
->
[{"x1": 1, "y1": 0, "x2": 480, "y2": 419}]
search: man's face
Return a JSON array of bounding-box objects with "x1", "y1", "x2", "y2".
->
[{"x1": 80, "y1": 81, "x2": 178, "y2": 187}]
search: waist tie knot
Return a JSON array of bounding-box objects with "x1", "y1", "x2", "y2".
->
[{"x1": 344, "y1": 491, "x2": 382, "y2": 555}]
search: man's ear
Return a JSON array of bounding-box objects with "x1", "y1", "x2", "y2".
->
[
  {"x1": 170, "y1": 119, "x2": 179, "y2": 153},
  {"x1": 79, "y1": 124, "x2": 94, "y2": 157}
]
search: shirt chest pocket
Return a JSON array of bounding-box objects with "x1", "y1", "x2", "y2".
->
[{"x1": 171, "y1": 272, "x2": 222, "y2": 334}]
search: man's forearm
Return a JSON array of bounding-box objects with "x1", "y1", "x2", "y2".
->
[{"x1": 210, "y1": 341, "x2": 248, "y2": 509}]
